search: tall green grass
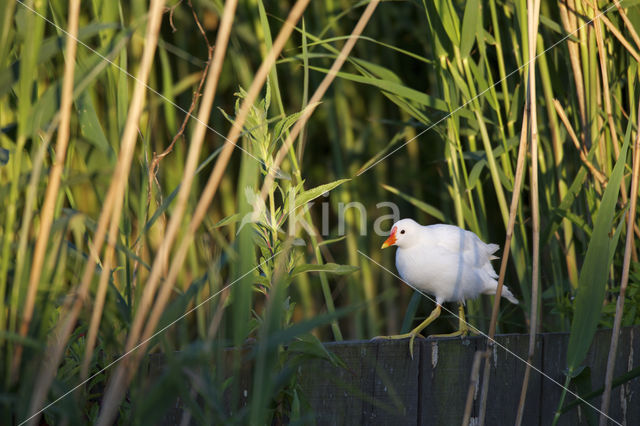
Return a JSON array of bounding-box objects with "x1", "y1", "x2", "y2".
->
[{"x1": 1, "y1": 0, "x2": 640, "y2": 423}]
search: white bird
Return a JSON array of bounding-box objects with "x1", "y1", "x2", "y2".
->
[{"x1": 378, "y1": 218, "x2": 519, "y2": 357}]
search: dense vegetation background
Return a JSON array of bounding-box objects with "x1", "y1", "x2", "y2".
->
[{"x1": 1, "y1": 0, "x2": 640, "y2": 423}]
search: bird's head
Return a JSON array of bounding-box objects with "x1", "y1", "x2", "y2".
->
[{"x1": 381, "y1": 218, "x2": 420, "y2": 249}]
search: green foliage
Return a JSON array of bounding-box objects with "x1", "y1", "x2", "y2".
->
[
  {"x1": 1, "y1": 0, "x2": 640, "y2": 423},
  {"x1": 566, "y1": 131, "x2": 629, "y2": 374}
]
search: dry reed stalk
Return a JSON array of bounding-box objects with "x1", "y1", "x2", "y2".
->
[
  {"x1": 596, "y1": 11, "x2": 640, "y2": 63},
  {"x1": 598, "y1": 102, "x2": 640, "y2": 426},
  {"x1": 121, "y1": 0, "x2": 238, "y2": 361},
  {"x1": 12, "y1": 127, "x2": 55, "y2": 354},
  {"x1": 135, "y1": 0, "x2": 310, "y2": 355},
  {"x1": 515, "y1": 1, "x2": 542, "y2": 423},
  {"x1": 258, "y1": 0, "x2": 381, "y2": 204},
  {"x1": 23, "y1": 1, "x2": 167, "y2": 424},
  {"x1": 558, "y1": 0, "x2": 587, "y2": 132},
  {"x1": 80, "y1": 0, "x2": 223, "y2": 380},
  {"x1": 462, "y1": 350, "x2": 483, "y2": 426},
  {"x1": 207, "y1": 288, "x2": 230, "y2": 339},
  {"x1": 13, "y1": 0, "x2": 81, "y2": 377},
  {"x1": 80, "y1": 186, "x2": 130, "y2": 379},
  {"x1": 95, "y1": 2, "x2": 310, "y2": 424},
  {"x1": 594, "y1": 12, "x2": 624, "y2": 192},
  {"x1": 553, "y1": 99, "x2": 607, "y2": 185},
  {"x1": 478, "y1": 103, "x2": 530, "y2": 426},
  {"x1": 137, "y1": 0, "x2": 311, "y2": 351},
  {"x1": 615, "y1": 2, "x2": 640, "y2": 50},
  {"x1": 591, "y1": 2, "x2": 636, "y2": 264}
]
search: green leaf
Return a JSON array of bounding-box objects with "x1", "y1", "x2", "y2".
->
[
  {"x1": 400, "y1": 291, "x2": 423, "y2": 334},
  {"x1": 356, "y1": 130, "x2": 410, "y2": 175},
  {"x1": 288, "y1": 334, "x2": 347, "y2": 368},
  {"x1": 0, "y1": 331, "x2": 43, "y2": 349},
  {"x1": 559, "y1": 365, "x2": 640, "y2": 414},
  {"x1": 572, "y1": 367, "x2": 598, "y2": 425},
  {"x1": 29, "y1": 29, "x2": 131, "y2": 134},
  {"x1": 565, "y1": 126, "x2": 630, "y2": 374},
  {"x1": 468, "y1": 159, "x2": 487, "y2": 190},
  {"x1": 291, "y1": 179, "x2": 350, "y2": 210},
  {"x1": 75, "y1": 91, "x2": 112, "y2": 154},
  {"x1": 507, "y1": 83, "x2": 523, "y2": 126},
  {"x1": 468, "y1": 58, "x2": 499, "y2": 112},
  {"x1": 0, "y1": 22, "x2": 118, "y2": 98},
  {"x1": 381, "y1": 183, "x2": 445, "y2": 221},
  {"x1": 272, "y1": 102, "x2": 320, "y2": 147},
  {"x1": 539, "y1": 14, "x2": 579, "y2": 42},
  {"x1": 291, "y1": 263, "x2": 359, "y2": 277},
  {"x1": 211, "y1": 213, "x2": 243, "y2": 228},
  {"x1": 306, "y1": 65, "x2": 476, "y2": 122},
  {"x1": 156, "y1": 274, "x2": 209, "y2": 332},
  {"x1": 460, "y1": 0, "x2": 480, "y2": 58},
  {"x1": 542, "y1": 163, "x2": 589, "y2": 246},
  {"x1": 318, "y1": 235, "x2": 347, "y2": 247},
  {"x1": 300, "y1": 38, "x2": 434, "y2": 66},
  {"x1": 422, "y1": 0, "x2": 454, "y2": 56},
  {"x1": 256, "y1": 304, "x2": 361, "y2": 352}
]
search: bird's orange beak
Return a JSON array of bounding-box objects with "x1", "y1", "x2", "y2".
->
[{"x1": 381, "y1": 227, "x2": 397, "y2": 249}]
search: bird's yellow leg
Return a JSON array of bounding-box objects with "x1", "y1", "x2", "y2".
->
[
  {"x1": 430, "y1": 304, "x2": 475, "y2": 338},
  {"x1": 373, "y1": 304, "x2": 442, "y2": 358}
]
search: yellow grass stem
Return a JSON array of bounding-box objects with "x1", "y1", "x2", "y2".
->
[
  {"x1": 95, "y1": 2, "x2": 311, "y2": 424},
  {"x1": 258, "y1": 0, "x2": 381, "y2": 203},
  {"x1": 515, "y1": 1, "x2": 542, "y2": 424},
  {"x1": 553, "y1": 99, "x2": 607, "y2": 186},
  {"x1": 596, "y1": 8, "x2": 640, "y2": 64},
  {"x1": 24, "y1": 1, "x2": 167, "y2": 424},
  {"x1": 614, "y1": 2, "x2": 640, "y2": 50},
  {"x1": 254, "y1": 0, "x2": 381, "y2": 337},
  {"x1": 592, "y1": 3, "x2": 635, "y2": 264},
  {"x1": 80, "y1": 0, "x2": 238, "y2": 380},
  {"x1": 478, "y1": 98, "x2": 530, "y2": 426},
  {"x1": 599, "y1": 100, "x2": 640, "y2": 425},
  {"x1": 13, "y1": 0, "x2": 81, "y2": 375},
  {"x1": 558, "y1": 0, "x2": 587, "y2": 131}
]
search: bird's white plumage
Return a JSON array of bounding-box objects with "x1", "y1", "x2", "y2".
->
[{"x1": 388, "y1": 219, "x2": 518, "y2": 305}]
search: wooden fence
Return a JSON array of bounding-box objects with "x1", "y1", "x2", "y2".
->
[
  {"x1": 154, "y1": 326, "x2": 640, "y2": 425},
  {"x1": 298, "y1": 327, "x2": 640, "y2": 425}
]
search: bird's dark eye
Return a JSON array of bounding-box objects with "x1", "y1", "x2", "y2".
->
[{"x1": 400, "y1": 230, "x2": 405, "y2": 234}]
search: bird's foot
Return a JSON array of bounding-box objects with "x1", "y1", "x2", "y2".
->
[
  {"x1": 428, "y1": 326, "x2": 476, "y2": 339},
  {"x1": 429, "y1": 330, "x2": 466, "y2": 338},
  {"x1": 372, "y1": 332, "x2": 425, "y2": 359}
]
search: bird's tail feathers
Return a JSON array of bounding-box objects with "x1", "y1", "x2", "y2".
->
[
  {"x1": 501, "y1": 286, "x2": 519, "y2": 304},
  {"x1": 484, "y1": 283, "x2": 519, "y2": 304},
  {"x1": 487, "y1": 243, "x2": 500, "y2": 260},
  {"x1": 487, "y1": 243, "x2": 500, "y2": 255}
]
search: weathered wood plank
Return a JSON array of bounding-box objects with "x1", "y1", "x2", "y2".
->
[
  {"x1": 580, "y1": 327, "x2": 640, "y2": 425},
  {"x1": 538, "y1": 328, "x2": 640, "y2": 426},
  {"x1": 616, "y1": 327, "x2": 640, "y2": 425},
  {"x1": 539, "y1": 331, "x2": 573, "y2": 425},
  {"x1": 297, "y1": 340, "x2": 379, "y2": 425},
  {"x1": 367, "y1": 339, "x2": 420, "y2": 424},
  {"x1": 483, "y1": 333, "x2": 542, "y2": 426},
  {"x1": 418, "y1": 336, "x2": 479, "y2": 425}
]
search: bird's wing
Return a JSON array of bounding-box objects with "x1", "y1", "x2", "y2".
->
[{"x1": 429, "y1": 225, "x2": 498, "y2": 267}]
